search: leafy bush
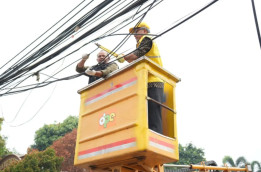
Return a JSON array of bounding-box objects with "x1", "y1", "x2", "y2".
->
[
  {"x1": 32, "y1": 116, "x2": 78, "y2": 151},
  {"x1": 2, "y1": 148, "x2": 63, "y2": 172}
]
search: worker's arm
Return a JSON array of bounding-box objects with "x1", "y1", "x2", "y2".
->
[
  {"x1": 100, "y1": 63, "x2": 119, "y2": 76},
  {"x1": 76, "y1": 54, "x2": 90, "y2": 73},
  {"x1": 86, "y1": 63, "x2": 119, "y2": 77},
  {"x1": 76, "y1": 65, "x2": 88, "y2": 73},
  {"x1": 124, "y1": 37, "x2": 152, "y2": 63},
  {"x1": 93, "y1": 71, "x2": 103, "y2": 77},
  {"x1": 122, "y1": 54, "x2": 138, "y2": 63}
]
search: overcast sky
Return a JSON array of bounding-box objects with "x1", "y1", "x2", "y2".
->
[{"x1": 0, "y1": 0, "x2": 260, "y2": 166}]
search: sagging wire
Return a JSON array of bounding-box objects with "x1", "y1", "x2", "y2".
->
[
  {"x1": 251, "y1": 0, "x2": 261, "y2": 50},
  {"x1": 0, "y1": 0, "x2": 111, "y2": 86},
  {"x1": 0, "y1": 0, "x2": 88, "y2": 72},
  {"x1": 1, "y1": 1, "x2": 158, "y2": 127},
  {"x1": 152, "y1": 0, "x2": 219, "y2": 41},
  {"x1": 0, "y1": 31, "x2": 106, "y2": 96},
  {"x1": 7, "y1": 0, "x2": 95, "y2": 70},
  {"x1": 0, "y1": 0, "x2": 152, "y2": 94},
  {"x1": 94, "y1": 0, "x2": 161, "y2": 66},
  {"x1": 100, "y1": 0, "x2": 162, "y2": 41},
  {"x1": 0, "y1": 0, "x2": 163, "y2": 97},
  {"x1": 3, "y1": 90, "x2": 33, "y2": 124},
  {"x1": 1, "y1": 42, "x2": 96, "y2": 124},
  {"x1": 7, "y1": 82, "x2": 58, "y2": 127},
  {"x1": 97, "y1": 0, "x2": 162, "y2": 65},
  {"x1": 4, "y1": 39, "x2": 81, "y2": 125},
  {"x1": 1, "y1": 0, "x2": 221, "y2": 126},
  {"x1": 0, "y1": 47, "x2": 99, "y2": 97},
  {"x1": 77, "y1": 0, "x2": 151, "y2": 63},
  {"x1": 109, "y1": 0, "x2": 220, "y2": 64},
  {"x1": 2, "y1": 34, "x2": 81, "y2": 124},
  {"x1": 0, "y1": 72, "x2": 58, "y2": 91},
  {"x1": 1, "y1": 0, "x2": 215, "y2": 96},
  {"x1": 57, "y1": 0, "x2": 124, "y2": 47},
  {"x1": 38, "y1": 73, "x2": 59, "y2": 80},
  {"x1": 0, "y1": 1, "x2": 116, "y2": 88},
  {"x1": 0, "y1": 0, "x2": 167, "y2": 97},
  {"x1": 0, "y1": 0, "x2": 94, "y2": 78},
  {"x1": 0, "y1": 74, "x2": 81, "y2": 97},
  {"x1": 55, "y1": 0, "x2": 130, "y2": 64}
]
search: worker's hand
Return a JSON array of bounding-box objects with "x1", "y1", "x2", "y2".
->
[
  {"x1": 85, "y1": 69, "x2": 96, "y2": 76},
  {"x1": 82, "y1": 53, "x2": 90, "y2": 61},
  {"x1": 117, "y1": 54, "x2": 125, "y2": 63}
]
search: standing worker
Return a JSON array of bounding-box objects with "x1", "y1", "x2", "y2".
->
[
  {"x1": 118, "y1": 22, "x2": 164, "y2": 134},
  {"x1": 76, "y1": 50, "x2": 118, "y2": 84}
]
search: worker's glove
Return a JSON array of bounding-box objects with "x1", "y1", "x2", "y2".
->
[
  {"x1": 82, "y1": 53, "x2": 90, "y2": 61},
  {"x1": 85, "y1": 69, "x2": 96, "y2": 76},
  {"x1": 117, "y1": 54, "x2": 125, "y2": 63}
]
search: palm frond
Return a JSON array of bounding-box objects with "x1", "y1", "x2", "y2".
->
[
  {"x1": 223, "y1": 156, "x2": 236, "y2": 167},
  {"x1": 236, "y1": 156, "x2": 247, "y2": 167},
  {"x1": 251, "y1": 161, "x2": 261, "y2": 172}
]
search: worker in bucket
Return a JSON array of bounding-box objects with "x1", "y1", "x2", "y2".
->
[
  {"x1": 117, "y1": 22, "x2": 164, "y2": 134},
  {"x1": 76, "y1": 50, "x2": 118, "y2": 84}
]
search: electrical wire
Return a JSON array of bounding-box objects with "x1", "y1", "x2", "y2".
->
[
  {"x1": 8, "y1": 82, "x2": 58, "y2": 127},
  {"x1": 0, "y1": 47, "x2": 99, "y2": 97},
  {"x1": 93, "y1": 0, "x2": 161, "y2": 65},
  {"x1": 0, "y1": 0, "x2": 222, "y2": 128},
  {"x1": 2, "y1": 0, "x2": 111, "y2": 87},
  {"x1": 0, "y1": 0, "x2": 160, "y2": 127},
  {"x1": 152, "y1": 0, "x2": 219, "y2": 40},
  {"x1": 3, "y1": 90, "x2": 33, "y2": 123},
  {"x1": 108, "y1": 0, "x2": 220, "y2": 64},
  {"x1": 251, "y1": 0, "x2": 261, "y2": 49},
  {"x1": 55, "y1": 0, "x2": 124, "y2": 48},
  {"x1": 0, "y1": 0, "x2": 153, "y2": 94},
  {"x1": 0, "y1": 0, "x2": 88, "y2": 71},
  {"x1": 0, "y1": 0, "x2": 218, "y2": 98},
  {"x1": 0, "y1": 0, "x2": 108, "y2": 85},
  {"x1": 0, "y1": 0, "x2": 134, "y2": 84},
  {"x1": 96, "y1": 2, "x2": 151, "y2": 64}
]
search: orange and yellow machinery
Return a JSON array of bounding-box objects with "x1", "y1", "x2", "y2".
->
[
  {"x1": 74, "y1": 56, "x2": 253, "y2": 172},
  {"x1": 164, "y1": 162, "x2": 252, "y2": 172},
  {"x1": 74, "y1": 57, "x2": 180, "y2": 172}
]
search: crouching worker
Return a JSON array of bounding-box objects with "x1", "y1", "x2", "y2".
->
[{"x1": 76, "y1": 50, "x2": 119, "y2": 84}]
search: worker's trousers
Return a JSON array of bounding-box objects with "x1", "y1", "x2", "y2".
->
[{"x1": 148, "y1": 86, "x2": 164, "y2": 134}]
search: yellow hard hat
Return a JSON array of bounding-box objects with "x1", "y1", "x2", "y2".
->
[{"x1": 129, "y1": 22, "x2": 150, "y2": 33}]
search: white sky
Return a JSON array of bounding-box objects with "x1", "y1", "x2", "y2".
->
[{"x1": 0, "y1": 0, "x2": 260, "y2": 166}]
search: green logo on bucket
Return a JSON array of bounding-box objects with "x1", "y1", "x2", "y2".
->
[{"x1": 99, "y1": 113, "x2": 115, "y2": 128}]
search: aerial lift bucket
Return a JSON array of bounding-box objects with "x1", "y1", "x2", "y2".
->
[{"x1": 74, "y1": 57, "x2": 180, "y2": 171}]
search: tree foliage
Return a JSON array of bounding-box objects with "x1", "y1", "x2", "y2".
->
[
  {"x1": 51, "y1": 128, "x2": 85, "y2": 172},
  {"x1": 0, "y1": 118, "x2": 10, "y2": 157},
  {"x1": 32, "y1": 116, "x2": 78, "y2": 151},
  {"x1": 2, "y1": 148, "x2": 63, "y2": 172},
  {"x1": 222, "y1": 156, "x2": 236, "y2": 167},
  {"x1": 251, "y1": 161, "x2": 261, "y2": 172},
  {"x1": 222, "y1": 156, "x2": 261, "y2": 172},
  {"x1": 222, "y1": 156, "x2": 248, "y2": 168},
  {"x1": 173, "y1": 143, "x2": 206, "y2": 165}
]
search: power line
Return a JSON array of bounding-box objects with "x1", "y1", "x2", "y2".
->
[
  {"x1": 0, "y1": 47, "x2": 99, "y2": 97},
  {"x1": 0, "y1": 0, "x2": 156, "y2": 96},
  {"x1": 0, "y1": 0, "x2": 221, "y2": 127},
  {"x1": 109, "y1": 0, "x2": 220, "y2": 64},
  {"x1": 8, "y1": 83, "x2": 58, "y2": 127},
  {"x1": 251, "y1": 0, "x2": 261, "y2": 50},
  {"x1": 0, "y1": 0, "x2": 88, "y2": 71},
  {"x1": 3, "y1": 90, "x2": 33, "y2": 123},
  {"x1": 152, "y1": 0, "x2": 219, "y2": 40},
  {"x1": 0, "y1": 0, "x2": 110, "y2": 86},
  {"x1": 0, "y1": 0, "x2": 219, "y2": 98}
]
